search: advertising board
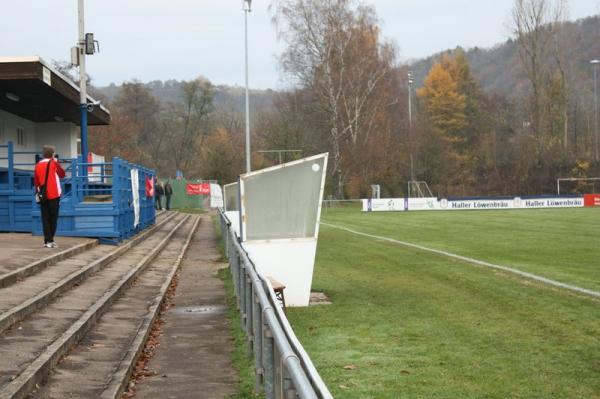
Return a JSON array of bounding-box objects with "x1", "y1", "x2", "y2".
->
[{"x1": 362, "y1": 196, "x2": 586, "y2": 212}]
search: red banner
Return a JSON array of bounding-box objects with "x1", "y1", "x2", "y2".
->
[
  {"x1": 186, "y1": 183, "x2": 210, "y2": 195},
  {"x1": 584, "y1": 194, "x2": 600, "y2": 207},
  {"x1": 145, "y1": 176, "x2": 155, "y2": 197}
]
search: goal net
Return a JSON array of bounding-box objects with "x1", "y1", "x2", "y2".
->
[{"x1": 407, "y1": 180, "x2": 433, "y2": 198}]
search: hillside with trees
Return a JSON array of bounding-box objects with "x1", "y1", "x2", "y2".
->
[{"x1": 86, "y1": 0, "x2": 599, "y2": 198}]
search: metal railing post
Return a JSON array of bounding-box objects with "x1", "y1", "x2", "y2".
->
[
  {"x1": 245, "y1": 273, "x2": 253, "y2": 347},
  {"x1": 239, "y1": 262, "x2": 247, "y2": 331},
  {"x1": 263, "y1": 324, "x2": 275, "y2": 399},
  {"x1": 252, "y1": 286, "x2": 263, "y2": 391},
  {"x1": 282, "y1": 367, "x2": 298, "y2": 399}
]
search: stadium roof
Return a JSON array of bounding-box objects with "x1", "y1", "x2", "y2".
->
[{"x1": 0, "y1": 56, "x2": 110, "y2": 125}]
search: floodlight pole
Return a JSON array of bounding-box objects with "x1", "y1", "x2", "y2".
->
[
  {"x1": 258, "y1": 149, "x2": 302, "y2": 164},
  {"x1": 243, "y1": 0, "x2": 252, "y2": 173},
  {"x1": 78, "y1": 0, "x2": 88, "y2": 177},
  {"x1": 408, "y1": 71, "x2": 415, "y2": 181},
  {"x1": 592, "y1": 59, "x2": 600, "y2": 162}
]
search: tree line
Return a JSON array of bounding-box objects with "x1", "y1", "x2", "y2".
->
[{"x1": 87, "y1": 0, "x2": 600, "y2": 198}]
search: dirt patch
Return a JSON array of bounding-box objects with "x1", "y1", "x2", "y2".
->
[{"x1": 310, "y1": 292, "x2": 332, "y2": 305}]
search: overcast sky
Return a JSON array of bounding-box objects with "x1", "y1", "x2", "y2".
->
[{"x1": 1, "y1": 1, "x2": 598, "y2": 89}]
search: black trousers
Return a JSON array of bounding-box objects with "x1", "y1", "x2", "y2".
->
[
  {"x1": 165, "y1": 195, "x2": 171, "y2": 210},
  {"x1": 155, "y1": 195, "x2": 163, "y2": 210},
  {"x1": 40, "y1": 198, "x2": 60, "y2": 244}
]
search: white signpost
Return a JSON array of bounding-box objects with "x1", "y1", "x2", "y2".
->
[{"x1": 236, "y1": 153, "x2": 328, "y2": 306}]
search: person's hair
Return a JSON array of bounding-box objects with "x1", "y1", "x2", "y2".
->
[{"x1": 42, "y1": 145, "x2": 55, "y2": 159}]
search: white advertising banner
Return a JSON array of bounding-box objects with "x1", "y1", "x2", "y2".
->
[
  {"x1": 209, "y1": 183, "x2": 224, "y2": 208},
  {"x1": 363, "y1": 196, "x2": 584, "y2": 212},
  {"x1": 362, "y1": 198, "x2": 407, "y2": 212},
  {"x1": 130, "y1": 169, "x2": 140, "y2": 227}
]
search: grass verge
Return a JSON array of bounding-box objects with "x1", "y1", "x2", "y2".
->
[{"x1": 212, "y1": 214, "x2": 257, "y2": 398}]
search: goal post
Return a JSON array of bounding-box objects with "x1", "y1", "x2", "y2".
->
[
  {"x1": 556, "y1": 177, "x2": 600, "y2": 195},
  {"x1": 407, "y1": 180, "x2": 433, "y2": 198}
]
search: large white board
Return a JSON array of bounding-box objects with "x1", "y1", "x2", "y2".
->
[{"x1": 239, "y1": 153, "x2": 328, "y2": 306}]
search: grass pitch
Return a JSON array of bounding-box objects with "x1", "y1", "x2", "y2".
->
[{"x1": 286, "y1": 208, "x2": 600, "y2": 398}]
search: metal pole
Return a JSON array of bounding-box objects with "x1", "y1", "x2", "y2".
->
[
  {"x1": 594, "y1": 63, "x2": 599, "y2": 162},
  {"x1": 244, "y1": 6, "x2": 251, "y2": 173},
  {"x1": 78, "y1": 0, "x2": 88, "y2": 178},
  {"x1": 408, "y1": 71, "x2": 415, "y2": 181}
]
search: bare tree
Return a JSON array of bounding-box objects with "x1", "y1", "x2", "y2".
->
[
  {"x1": 512, "y1": 0, "x2": 568, "y2": 152},
  {"x1": 173, "y1": 77, "x2": 214, "y2": 173},
  {"x1": 272, "y1": 0, "x2": 395, "y2": 198}
]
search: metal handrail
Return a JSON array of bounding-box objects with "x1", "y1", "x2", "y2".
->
[{"x1": 218, "y1": 209, "x2": 333, "y2": 399}]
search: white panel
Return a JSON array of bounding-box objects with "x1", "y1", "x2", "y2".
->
[
  {"x1": 210, "y1": 183, "x2": 224, "y2": 208},
  {"x1": 130, "y1": 169, "x2": 140, "y2": 227},
  {"x1": 243, "y1": 240, "x2": 317, "y2": 307},
  {"x1": 241, "y1": 153, "x2": 327, "y2": 240},
  {"x1": 224, "y1": 182, "x2": 239, "y2": 211},
  {"x1": 225, "y1": 211, "x2": 241, "y2": 237}
]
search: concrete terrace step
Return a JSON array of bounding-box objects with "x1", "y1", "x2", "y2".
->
[
  {"x1": 0, "y1": 210, "x2": 171, "y2": 289},
  {"x1": 31, "y1": 215, "x2": 200, "y2": 399},
  {"x1": 0, "y1": 213, "x2": 190, "y2": 399},
  {"x1": 0, "y1": 212, "x2": 178, "y2": 334}
]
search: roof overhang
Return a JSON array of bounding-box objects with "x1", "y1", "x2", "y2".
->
[{"x1": 0, "y1": 56, "x2": 110, "y2": 126}]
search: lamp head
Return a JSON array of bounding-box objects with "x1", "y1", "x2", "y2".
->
[
  {"x1": 591, "y1": 59, "x2": 600, "y2": 65},
  {"x1": 243, "y1": 0, "x2": 252, "y2": 12}
]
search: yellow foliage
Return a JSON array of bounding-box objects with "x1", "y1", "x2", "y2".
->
[{"x1": 417, "y1": 59, "x2": 467, "y2": 139}]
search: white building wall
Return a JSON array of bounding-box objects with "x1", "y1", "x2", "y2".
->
[
  {"x1": 0, "y1": 109, "x2": 37, "y2": 170},
  {"x1": 35, "y1": 122, "x2": 79, "y2": 160},
  {"x1": 0, "y1": 109, "x2": 79, "y2": 170}
]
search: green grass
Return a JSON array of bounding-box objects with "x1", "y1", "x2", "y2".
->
[
  {"x1": 285, "y1": 208, "x2": 600, "y2": 398},
  {"x1": 218, "y1": 268, "x2": 259, "y2": 399},
  {"x1": 212, "y1": 215, "x2": 257, "y2": 398},
  {"x1": 322, "y1": 208, "x2": 600, "y2": 292}
]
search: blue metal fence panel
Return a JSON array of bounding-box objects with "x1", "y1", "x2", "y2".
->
[{"x1": 1, "y1": 141, "x2": 156, "y2": 243}]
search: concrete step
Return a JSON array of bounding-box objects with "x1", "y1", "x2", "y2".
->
[
  {"x1": 0, "y1": 212, "x2": 177, "y2": 334},
  {"x1": 0, "y1": 210, "x2": 171, "y2": 290},
  {"x1": 0, "y1": 213, "x2": 190, "y2": 399},
  {"x1": 30, "y1": 215, "x2": 200, "y2": 399}
]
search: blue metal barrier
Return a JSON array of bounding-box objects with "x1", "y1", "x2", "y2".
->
[
  {"x1": 0, "y1": 142, "x2": 35, "y2": 232},
  {"x1": 1, "y1": 141, "x2": 156, "y2": 243}
]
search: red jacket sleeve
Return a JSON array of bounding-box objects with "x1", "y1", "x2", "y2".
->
[
  {"x1": 34, "y1": 162, "x2": 41, "y2": 188},
  {"x1": 55, "y1": 160, "x2": 66, "y2": 178}
]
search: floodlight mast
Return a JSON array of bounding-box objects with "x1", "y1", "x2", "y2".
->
[
  {"x1": 78, "y1": 0, "x2": 88, "y2": 178},
  {"x1": 243, "y1": 0, "x2": 252, "y2": 173},
  {"x1": 408, "y1": 70, "x2": 415, "y2": 181},
  {"x1": 258, "y1": 149, "x2": 302, "y2": 164},
  {"x1": 591, "y1": 59, "x2": 600, "y2": 162}
]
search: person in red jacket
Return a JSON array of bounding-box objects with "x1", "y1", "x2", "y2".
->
[{"x1": 34, "y1": 145, "x2": 66, "y2": 248}]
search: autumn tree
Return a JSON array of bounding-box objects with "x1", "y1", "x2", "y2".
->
[
  {"x1": 272, "y1": 0, "x2": 395, "y2": 198},
  {"x1": 198, "y1": 128, "x2": 244, "y2": 184}
]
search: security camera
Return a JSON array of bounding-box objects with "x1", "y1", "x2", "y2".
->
[{"x1": 86, "y1": 100, "x2": 101, "y2": 112}]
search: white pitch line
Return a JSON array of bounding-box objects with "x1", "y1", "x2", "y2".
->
[{"x1": 321, "y1": 222, "x2": 600, "y2": 300}]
